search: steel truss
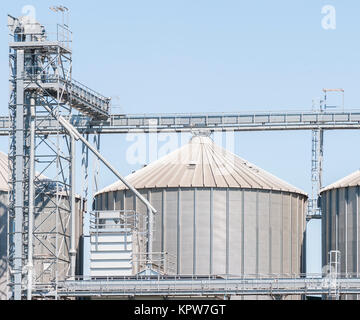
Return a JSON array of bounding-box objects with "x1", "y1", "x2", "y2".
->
[
  {"x1": 7, "y1": 16, "x2": 77, "y2": 300},
  {"x1": 6, "y1": 14, "x2": 159, "y2": 300},
  {"x1": 6, "y1": 12, "x2": 114, "y2": 300},
  {"x1": 1, "y1": 110, "x2": 360, "y2": 135},
  {"x1": 6, "y1": 13, "x2": 360, "y2": 301},
  {"x1": 30, "y1": 274, "x2": 360, "y2": 299}
]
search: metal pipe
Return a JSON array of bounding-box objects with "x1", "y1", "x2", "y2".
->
[
  {"x1": 69, "y1": 134, "x2": 76, "y2": 278},
  {"x1": 147, "y1": 204, "x2": 153, "y2": 269},
  {"x1": 41, "y1": 105, "x2": 157, "y2": 215},
  {"x1": 14, "y1": 49, "x2": 25, "y2": 300},
  {"x1": 27, "y1": 93, "x2": 35, "y2": 300},
  {"x1": 40, "y1": 105, "x2": 158, "y2": 276}
]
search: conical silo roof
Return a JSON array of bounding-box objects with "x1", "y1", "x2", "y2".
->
[
  {"x1": 97, "y1": 136, "x2": 307, "y2": 197},
  {"x1": 0, "y1": 151, "x2": 47, "y2": 192},
  {"x1": 321, "y1": 170, "x2": 360, "y2": 193},
  {"x1": 0, "y1": 151, "x2": 79, "y2": 197}
]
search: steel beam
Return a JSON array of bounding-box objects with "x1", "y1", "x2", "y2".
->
[
  {"x1": 13, "y1": 50, "x2": 25, "y2": 300},
  {"x1": 1, "y1": 110, "x2": 360, "y2": 135},
  {"x1": 69, "y1": 135, "x2": 76, "y2": 278},
  {"x1": 26, "y1": 94, "x2": 35, "y2": 300},
  {"x1": 30, "y1": 275, "x2": 360, "y2": 298}
]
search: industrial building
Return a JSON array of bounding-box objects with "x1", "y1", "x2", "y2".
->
[{"x1": 2, "y1": 8, "x2": 360, "y2": 300}]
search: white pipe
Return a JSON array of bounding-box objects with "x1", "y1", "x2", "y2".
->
[
  {"x1": 27, "y1": 94, "x2": 35, "y2": 300},
  {"x1": 41, "y1": 105, "x2": 158, "y2": 274},
  {"x1": 69, "y1": 135, "x2": 76, "y2": 278},
  {"x1": 147, "y1": 204, "x2": 153, "y2": 269},
  {"x1": 41, "y1": 104, "x2": 157, "y2": 213}
]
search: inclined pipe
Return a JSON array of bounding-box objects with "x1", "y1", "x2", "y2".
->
[
  {"x1": 41, "y1": 105, "x2": 157, "y2": 270},
  {"x1": 69, "y1": 135, "x2": 76, "y2": 277},
  {"x1": 27, "y1": 94, "x2": 35, "y2": 300}
]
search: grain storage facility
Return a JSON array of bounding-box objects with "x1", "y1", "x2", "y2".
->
[
  {"x1": 320, "y1": 171, "x2": 360, "y2": 284},
  {"x1": 94, "y1": 135, "x2": 308, "y2": 280},
  {"x1": 0, "y1": 151, "x2": 84, "y2": 300},
  {"x1": 0, "y1": 152, "x2": 9, "y2": 300}
]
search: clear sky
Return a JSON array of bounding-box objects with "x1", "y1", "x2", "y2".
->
[{"x1": 2, "y1": 0, "x2": 360, "y2": 275}]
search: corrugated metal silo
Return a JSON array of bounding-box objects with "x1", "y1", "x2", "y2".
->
[
  {"x1": 0, "y1": 152, "x2": 84, "y2": 299},
  {"x1": 320, "y1": 171, "x2": 360, "y2": 299},
  {"x1": 0, "y1": 152, "x2": 9, "y2": 300},
  {"x1": 95, "y1": 136, "x2": 308, "y2": 287}
]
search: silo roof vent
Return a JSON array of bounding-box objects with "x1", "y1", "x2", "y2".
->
[{"x1": 187, "y1": 160, "x2": 197, "y2": 169}]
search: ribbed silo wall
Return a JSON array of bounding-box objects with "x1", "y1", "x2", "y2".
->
[
  {"x1": 321, "y1": 186, "x2": 360, "y2": 300},
  {"x1": 95, "y1": 187, "x2": 307, "y2": 299},
  {"x1": 0, "y1": 193, "x2": 84, "y2": 299},
  {"x1": 0, "y1": 191, "x2": 8, "y2": 300},
  {"x1": 33, "y1": 193, "x2": 84, "y2": 284}
]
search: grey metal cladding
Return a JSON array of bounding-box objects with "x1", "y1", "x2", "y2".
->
[
  {"x1": 228, "y1": 189, "x2": 242, "y2": 275},
  {"x1": 321, "y1": 170, "x2": 360, "y2": 298},
  {"x1": 108, "y1": 191, "x2": 114, "y2": 210},
  {"x1": 270, "y1": 191, "x2": 282, "y2": 274},
  {"x1": 195, "y1": 189, "x2": 210, "y2": 275},
  {"x1": 104, "y1": 188, "x2": 307, "y2": 279},
  {"x1": 282, "y1": 193, "x2": 291, "y2": 275},
  {"x1": 95, "y1": 137, "x2": 307, "y2": 279},
  {"x1": 347, "y1": 187, "x2": 356, "y2": 273},
  {"x1": 293, "y1": 194, "x2": 300, "y2": 274},
  {"x1": 243, "y1": 190, "x2": 257, "y2": 275},
  {"x1": 0, "y1": 192, "x2": 8, "y2": 300},
  {"x1": 212, "y1": 189, "x2": 227, "y2": 275},
  {"x1": 150, "y1": 190, "x2": 162, "y2": 260},
  {"x1": 258, "y1": 191, "x2": 270, "y2": 275},
  {"x1": 179, "y1": 189, "x2": 194, "y2": 274},
  {"x1": 164, "y1": 190, "x2": 177, "y2": 268}
]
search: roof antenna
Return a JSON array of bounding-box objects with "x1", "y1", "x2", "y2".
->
[{"x1": 50, "y1": 5, "x2": 70, "y2": 28}]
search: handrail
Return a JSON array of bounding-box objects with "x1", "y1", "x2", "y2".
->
[{"x1": 31, "y1": 273, "x2": 360, "y2": 298}]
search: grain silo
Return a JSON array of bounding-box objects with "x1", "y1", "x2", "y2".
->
[
  {"x1": 320, "y1": 171, "x2": 360, "y2": 288},
  {"x1": 94, "y1": 136, "x2": 308, "y2": 282},
  {"x1": 0, "y1": 151, "x2": 84, "y2": 300}
]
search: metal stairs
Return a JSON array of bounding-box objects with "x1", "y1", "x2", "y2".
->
[{"x1": 26, "y1": 76, "x2": 110, "y2": 120}]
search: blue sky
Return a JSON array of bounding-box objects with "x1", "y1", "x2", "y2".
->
[{"x1": 2, "y1": 0, "x2": 360, "y2": 274}]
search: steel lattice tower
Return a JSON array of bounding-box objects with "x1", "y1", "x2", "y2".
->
[
  {"x1": 7, "y1": 11, "x2": 111, "y2": 300},
  {"x1": 7, "y1": 13, "x2": 75, "y2": 300}
]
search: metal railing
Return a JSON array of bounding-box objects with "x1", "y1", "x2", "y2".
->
[
  {"x1": 2, "y1": 109, "x2": 360, "y2": 135},
  {"x1": 89, "y1": 210, "x2": 141, "y2": 233},
  {"x1": 18, "y1": 66, "x2": 110, "y2": 117},
  {"x1": 56, "y1": 23, "x2": 72, "y2": 49},
  {"x1": 89, "y1": 210, "x2": 146, "y2": 251},
  {"x1": 132, "y1": 252, "x2": 177, "y2": 275},
  {"x1": 9, "y1": 20, "x2": 72, "y2": 49},
  {"x1": 71, "y1": 78, "x2": 110, "y2": 112},
  {"x1": 31, "y1": 273, "x2": 360, "y2": 298}
]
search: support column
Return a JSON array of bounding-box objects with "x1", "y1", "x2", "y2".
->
[
  {"x1": 14, "y1": 49, "x2": 25, "y2": 300},
  {"x1": 147, "y1": 204, "x2": 154, "y2": 269},
  {"x1": 26, "y1": 93, "x2": 35, "y2": 300},
  {"x1": 92, "y1": 132, "x2": 101, "y2": 196},
  {"x1": 81, "y1": 134, "x2": 89, "y2": 278},
  {"x1": 69, "y1": 135, "x2": 76, "y2": 278},
  {"x1": 81, "y1": 133, "x2": 89, "y2": 211},
  {"x1": 309, "y1": 128, "x2": 323, "y2": 218}
]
